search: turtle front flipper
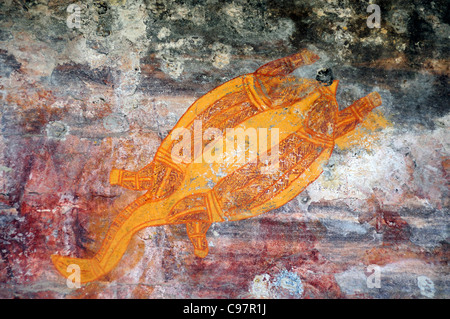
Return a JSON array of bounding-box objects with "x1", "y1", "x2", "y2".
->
[
  {"x1": 334, "y1": 91, "x2": 382, "y2": 139},
  {"x1": 255, "y1": 49, "x2": 320, "y2": 77}
]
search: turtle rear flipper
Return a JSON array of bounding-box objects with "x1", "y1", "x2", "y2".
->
[
  {"x1": 166, "y1": 190, "x2": 226, "y2": 258},
  {"x1": 186, "y1": 221, "x2": 211, "y2": 258},
  {"x1": 335, "y1": 92, "x2": 383, "y2": 139}
]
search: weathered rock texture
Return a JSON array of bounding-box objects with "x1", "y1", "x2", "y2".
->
[{"x1": 0, "y1": 0, "x2": 448, "y2": 298}]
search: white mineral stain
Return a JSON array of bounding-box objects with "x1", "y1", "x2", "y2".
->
[
  {"x1": 46, "y1": 121, "x2": 70, "y2": 140},
  {"x1": 115, "y1": 2, "x2": 149, "y2": 45},
  {"x1": 211, "y1": 43, "x2": 232, "y2": 69},
  {"x1": 157, "y1": 27, "x2": 171, "y2": 40},
  {"x1": 334, "y1": 266, "x2": 369, "y2": 295},
  {"x1": 308, "y1": 130, "x2": 409, "y2": 203},
  {"x1": 273, "y1": 270, "x2": 304, "y2": 297},
  {"x1": 159, "y1": 54, "x2": 184, "y2": 79},
  {"x1": 417, "y1": 275, "x2": 436, "y2": 298},
  {"x1": 222, "y1": 3, "x2": 244, "y2": 31},
  {"x1": 250, "y1": 274, "x2": 271, "y2": 298},
  {"x1": 155, "y1": 37, "x2": 203, "y2": 79},
  {"x1": 305, "y1": 110, "x2": 448, "y2": 211}
]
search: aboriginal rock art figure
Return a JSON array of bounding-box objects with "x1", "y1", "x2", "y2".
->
[{"x1": 52, "y1": 49, "x2": 382, "y2": 283}]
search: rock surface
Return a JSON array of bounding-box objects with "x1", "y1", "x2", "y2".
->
[{"x1": 0, "y1": 0, "x2": 448, "y2": 299}]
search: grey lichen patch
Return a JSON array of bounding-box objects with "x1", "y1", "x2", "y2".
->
[
  {"x1": 387, "y1": 10, "x2": 410, "y2": 34},
  {"x1": 320, "y1": 218, "x2": 371, "y2": 239},
  {"x1": 46, "y1": 121, "x2": 69, "y2": 140},
  {"x1": 211, "y1": 43, "x2": 232, "y2": 69},
  {"x1": 144, "y1": 0, "x2": 297, "y2": 83},
  {"x1": 103, "y1": 113, "x2": 130, "y2": 133}
]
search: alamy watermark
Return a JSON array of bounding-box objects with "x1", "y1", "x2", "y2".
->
[
  {"x1": 366, "y1": 4, "x2": 381, "y2": 29},
  {"x1": 366, "y1": 264, "x2": 381, "y2": 288},
  {"x1": 66, "y1": 4, "x2": 81, "y2": 29},
  {"x1": 170, "y1": 120, "x2": 280, "y2": 174},
  {"x1": 66, "y1": 264, "x2": 81, "y2": 289}
]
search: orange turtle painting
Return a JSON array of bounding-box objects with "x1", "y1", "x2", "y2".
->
[{"x1": 51, "y1": 49, "x2": 383, "y2": 283}]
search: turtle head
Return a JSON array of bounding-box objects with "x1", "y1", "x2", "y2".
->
[
  {"x1": 316, "y1": 68, "x2": 334, "y2": 86},
  {"x1": 316, "y1": 67, "x2": 339, "y2": 95}
]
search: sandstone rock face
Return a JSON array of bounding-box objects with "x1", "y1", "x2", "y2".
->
[{"x1": 0, "y1": 0, "x2": 448, "y2": 299}]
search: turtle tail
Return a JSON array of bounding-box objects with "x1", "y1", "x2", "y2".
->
[
  {"x1": 51, "y1": 255, "x2": 104, "y2": 284},
  {"x1": 51, "y1": 193, "x2": 171, "y2": 283}
]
